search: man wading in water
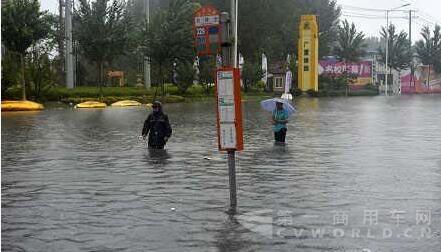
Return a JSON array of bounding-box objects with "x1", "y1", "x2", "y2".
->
[{"x1": 142, "y1": 101, "x2": 172, "y2": 149}]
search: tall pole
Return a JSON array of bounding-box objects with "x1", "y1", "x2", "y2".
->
[
  {"x1": 409, "y1": 10, "x2": 412, "y2": 45},
  {"x1": 227, "y1": 0, "x2": 238, "y2": 215},
  {"x1": 385, "y1": 10, "x2": 389, "y2": 96},
  {"x1": 427, "y1": 65, "x2": 431, "y2": 92},
  {"x1": 384, "y1": 4, "x2": 410, "y2": 95},
  {"x1": 234, "y1": 0, "x2": 235, "y2": 68},
  {"x1": 409, "y1": 10, "x2": 414, "y2": 89},
  {"x1": 59, "y1": 0, "x2": 65, "y2": 85},
  {"x1": 144, "y1": 0, "x2": 151, "y2": 89},
  {"x1": 65, "y1": 0, "x2": 74, "y2": 89},
  {"x1": 231, "y1": 0, "x2": 238, "y2": 68}
]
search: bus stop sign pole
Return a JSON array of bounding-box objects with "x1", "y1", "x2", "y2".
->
[
  {"x1": 217, "y1": 2, "x2": 242, "y2": 215},
  {"x1": 215, "y1": 68, "x2": 243, "y2": 215}
]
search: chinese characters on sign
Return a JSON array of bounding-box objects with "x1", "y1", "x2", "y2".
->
[
  {"x1": 193, "y1": 5, "x2": 221, "y2": 57},
  {"x1": 318, "y1": 60, "x2": 373, "y2": 86},
  {"x1": 216, "y1": 68, "x2": 243, "y2": 151},
  {"x1": 318, "y1": 61, "x2": 372, "y2": 77}
]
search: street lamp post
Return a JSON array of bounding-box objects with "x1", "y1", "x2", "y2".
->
[
  {"x1": 384, "y1": 3, "x2": 410, "y2": 96},
  {"x1": 144, "y1": 0, "x2": 151, "y2": 89},
  {"x1": 385, "y1": 10, "x2": 389, "y2": 96}
]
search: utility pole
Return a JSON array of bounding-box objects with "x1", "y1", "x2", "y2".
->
[
  {"x1": 231, "y1": 0, "x2": 238, "y2": 68},
  {"x1": 144, "y1": 0, "x2": 151, "y2": 89},
  {"x1": 384, "y1": 4, "x2": 410, "y2": 96},
  {"x1": 59, "y1": 0, "x2": 65, "y2": 85},
  {"x1": 65, "y1": 0, "x2": 74, "y2": 89},
  {"x1": 409, "y1": 10, "x2": 412, "y2": 44},
  {"x1": 228, "y1": 0, "x2": 240, "y2": 214},
  {"x1": 409, "y1": 10, "x2": 415, "y2": 89},
  {"x1": 385, "y1": 10, "x2": 389, "y2": 96}
]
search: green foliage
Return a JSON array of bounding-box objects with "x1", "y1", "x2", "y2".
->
[
  {"x1": 242, "y1": 61, "x2": 264, "y2": 92},
  {"x1": 26, "y1": 52, "x2": 57, "y2": 100},
  {"x1": 41, "y1": 85, "x2": 209, "y2": 100},
  {"x1": 364, "y1": 36, "x2": 383, "y2": 52},
  {"x1": 319, "y1": 71, "x2": 356, "y2": 91},
  {"x1": 238, "y1": 0, "x2": 340, "y2": 62},
  {"x1": 175, "y1": 62, "x2": 196, "y2": 94},
  {"x1": 198, "y1": 56, "x2": 216, "y2": 94},
  {"x1": 290, "y1": 88, "x2": 303, "y2": 97},
  {"x1": 379, "y1": 24, "x2": 411, "y2": 72},
  {"x1": 143, "y1": 0, "x2": 197, "y2": 90},
  {"x1": 1, "y1": 0, "x2": 54, "y2": 100},
  {"x1": 256, "y1": 81, "x2": 266, "y2": 92},
  {"x1": 335, "y1": 20, "x2": 366, "y2": 62},
  {"x1": 415, "y1": 25, "x2": 441, "y2": 73},
  {"x1": 26, "y1": 25, "x2": 58, "y2": 100},
  {"x1": 1, "y1": 53, "x2": 20, "y2": 97},
  {"x1": 74, "y1": 0, "x2": 132, "y2": 90},
  {"x1": 1, "y1": 0, "x2": 52, "y2": 54}
]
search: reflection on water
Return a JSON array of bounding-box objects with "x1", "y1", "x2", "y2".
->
[
  {"x1": 145, "y1": 149, "x2": 171, "y2": 166},
  {"x1": 2, "y1": 96, "x2": 441, "y2": 251}
]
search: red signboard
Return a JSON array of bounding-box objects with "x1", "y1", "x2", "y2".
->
[
  {"x1": 215, "y1": 68, "x2": 243, "y2": 151},
  {"x1": 318, "y1": 60, "x2": 372, "y2": 78},
  {"x1": 193, "y1": 5, "x2": 221, "y2": 57}
]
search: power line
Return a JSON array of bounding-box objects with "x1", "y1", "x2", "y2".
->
[
  {"x1": 341, "y1": 4, "x2": 388, "y2": 12},
  {"x1": 418, "y1": 10, "x2": 441, "y2": 24},
  {"x1": 342, "y1": 4, "x2": 440, "y2": 26},
  {"x1": 341, "y1": 10, "x2": 409, "y2": 20},
  {"x1": 341, "y1": 4, "x2": 412, "y2": 13},
  {"x1": 342, "y1": 10, "x2": 385, "y2": 18},
  {"x1": 416, "y1": 15, "x2": 437, "y2": 26},
  {"x1": 341, "y1": 14, "x2": 408, "y2": 20}
]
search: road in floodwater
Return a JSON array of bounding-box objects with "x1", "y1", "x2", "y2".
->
[{"x1": 2, "y1": 96, "x2": 441, "y2": 251}]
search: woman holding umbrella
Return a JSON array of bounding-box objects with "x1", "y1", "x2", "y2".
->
[
  {"x1": 273, "y1": 101, "x2": 289, "y2": 144},
  {"x1": 260, "y1": 98, "x2": 295, "y2": 145}
]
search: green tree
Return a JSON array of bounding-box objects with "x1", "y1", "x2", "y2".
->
[
  {"x1": 242, "y1": 61, "x2": 264, "y2": 92},
  {"x1": 175, "y1": 61, "x2": 196, "y2": 94},
  {"x1": 143, "y1": 0, "x2": 197, "y2": 95},
  {"x1": 334, "y1": 20, "x2": 366, "y2": 62},
  {"x1": 1, "y1": 0, "x2": 52, "y2": 100},
  {"x1": 379, "y1": 24, "x2": 411, "y2": 73},
  {"x1": 26, "y1": 41, "x2": 57, "y2": 100},
  {"x1": 237, "y1": 0, "x2": 340, "y2": 62},
  {"x1": 74, "y1": 0, "x2": 132, "y2": 97},
  {"x1": 415, "y1": 25, "x2": 441, "y2": 73},
  {"x1": 198, "y1": 56, "x2": 216, "y2": 94}
]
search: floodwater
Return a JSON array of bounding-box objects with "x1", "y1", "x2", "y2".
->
[{"x1": 2, "y1": 96, "x2": 441, "y2": 252}]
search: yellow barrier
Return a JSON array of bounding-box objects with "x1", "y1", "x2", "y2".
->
[
  {"x1": 74, "y1": 101, "x2": 107, "y2": 109},
  {"x1": 110, "y1": 100, "x2": 142, "y2": 107},
  {"x1": 1, "y1": 100, "x2": 44, "y2": 111}
]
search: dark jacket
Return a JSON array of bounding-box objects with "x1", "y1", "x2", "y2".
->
[{"x1": 142, "y1": 112, "x2": 172, "y2": 147}]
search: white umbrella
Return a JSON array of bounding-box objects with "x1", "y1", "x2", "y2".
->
[
  {"x1": 239, "y1": 53, "x2": 244, "y2": 69},
  {"x1": 281, "y1": 70, "x2": 293, "y2": 100},
  {"x1": 260, "y1": 98, "x2": 296, "y2": 116},
  {"x1": 261, "y1": 53, "x2": 268, "y2": 85},
  {"x1": 285, "y1": 70, "x2": 292, "y2": 92}
]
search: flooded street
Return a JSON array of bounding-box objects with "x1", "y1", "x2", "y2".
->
[{"x1": 2, "y1": 96, "x2": 441, "y2": 251}]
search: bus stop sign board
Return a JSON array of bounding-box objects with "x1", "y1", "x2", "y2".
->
[
  {"x1": 215, "y1": 68, "x2": 243, "y2": 151},
  {"x1": 193, "y1": 5, "x2": 221, "y2": 57}
]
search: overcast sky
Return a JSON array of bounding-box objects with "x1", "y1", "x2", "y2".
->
[
  {"x1": 40, "y1": 0, "x2": 441, "y2": 42},
  {"x1": 338, "y1": 0, "x2": 441, "y2": 42}
]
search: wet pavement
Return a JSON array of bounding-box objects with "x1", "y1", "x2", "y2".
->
[{"x1": 2, "y1": 96, "x2": 441, "y2": 251}]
